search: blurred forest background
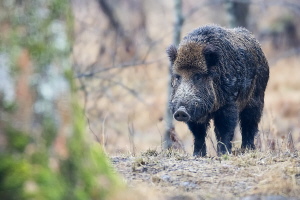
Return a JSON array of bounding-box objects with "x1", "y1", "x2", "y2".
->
[
  {"x1": 72, "y1": 0, "x2": 300, "y2": 154},
  {"x1": 0, "y1": 0, "x2": 300, "y2": 198}
]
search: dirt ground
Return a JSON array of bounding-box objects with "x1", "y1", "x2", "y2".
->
[{"x1": 111, "y1": 150, "x2": 300, "y2": 200}]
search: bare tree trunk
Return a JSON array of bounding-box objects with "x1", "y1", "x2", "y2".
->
[
  {"x1": 226, "y1": 0, "x2": 250, "y2": 28},
  {"x1": 164, "y1": 0, "x2": 184, "y2": 149},
  {"x1": 96, "y1": 0, "x2": 134, "y2": 55},
  {"x1": 97, "y1": 0, "x2": 125, "y2": 37}
]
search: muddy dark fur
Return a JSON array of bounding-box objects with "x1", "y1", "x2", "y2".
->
[{"x1": 167, "y1": 25, "x2": 269, "y2": 156}]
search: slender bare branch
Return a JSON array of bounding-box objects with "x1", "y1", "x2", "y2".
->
[
  {"x1": 86, "y1": 115, "x2": 101, "y2": 144},
  {"x1": 76, "y1": 57, "x2": 165, "y2": 78}
]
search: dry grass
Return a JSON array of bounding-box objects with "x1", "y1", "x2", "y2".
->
[{"x1": 111, "y1": 150, "x2": 300, "y2": 199}]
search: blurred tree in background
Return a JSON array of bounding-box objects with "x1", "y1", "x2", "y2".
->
[
  {"x1": 164, "y1": 0, "x2": 184, "y2": 149},
  {"x1": 226, "y1": 0, "x2": 250, "y2": 28},
  {"x1": 0, "y1": 0, "x2": 120, "y2": 199},
  {"x1": 70, "y1": 0, "x2": 300, "y2": 154}
]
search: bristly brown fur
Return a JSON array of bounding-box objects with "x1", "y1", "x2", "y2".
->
[
  {"x1": 174, "y1": 42, "x2": 206, "y2": 73},
  {"x1": 167, "y1": 24, "x2": 269, "y2": 156}
]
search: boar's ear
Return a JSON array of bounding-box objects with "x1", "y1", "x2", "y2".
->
[
  {"x1": 203, "y1": 45, "x2": 219, "y2": 67},
  {"x1": 166, "y1": 44, "x2": 177, "y2": 65}
]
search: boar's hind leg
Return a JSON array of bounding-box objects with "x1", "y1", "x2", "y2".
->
[
  {"x1": 240, "y1": 104, "x2": 263, "y2": 150},
  {"x1": 188, "y1": 122, "x2": 209, "y2": 156},
  {"x1": 214, "y1": 104, "x2": 238, "y2": 155}
]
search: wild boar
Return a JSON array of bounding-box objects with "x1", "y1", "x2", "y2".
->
[{"x1": 167, "y1": 25, "x2": 269, "y2": 156}]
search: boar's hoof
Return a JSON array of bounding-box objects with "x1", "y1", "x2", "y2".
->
[{"x1": 174, "y1": 106, "x2": 190, "y2": 122}]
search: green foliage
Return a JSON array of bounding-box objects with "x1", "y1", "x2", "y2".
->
[
  {"x1": 221, "y1": 154, "x2": 230, "y2": 161},
  {"x1": 42, "y1": 116, "x2": 57, "y2": 147},
  {"x1": 5, "y1": 126, "x2": 30, "y2": 153},
  {"x1": 30, "y1": 151, "x2": 49, "y2": 166},
  {"x1": 0, "y1": 0, "x2": 122, "y2": 199},
  {"x1": 1, "y1": 101, "x2": 17, "y2": 113},
  {"x1": 0, "y1": 156, "x2": 30, "y2": 200},
  {"x1": 60, "y1": 69, "x2": 122, "y2": 200},
  {"x1": 26, "y1": 166, "x2": 64, "y2": 200},
  {"x1": 49, "y1": 0, "x2": 70, "y2": 19}
]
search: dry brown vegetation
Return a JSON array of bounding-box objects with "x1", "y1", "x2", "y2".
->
[
  {"x1": 110, "y1": 149, "x2": 300, "y2": 199},
  {"x1": 71, "y1": 0, "x2": 300, "y2": 198}
]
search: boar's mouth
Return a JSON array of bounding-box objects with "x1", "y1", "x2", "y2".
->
[{"x1": 173, "y1": 106, "x2": 191, "y2": 122}]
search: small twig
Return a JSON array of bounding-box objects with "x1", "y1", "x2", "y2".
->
[
  {"x1": 287, "y1": 130, "x2": 295, "y2": 152},
  {"x1": 155, "y1": 123, "x2": 164, "y2": 151},
  {"x1": 108, "y1": 79, "x2": 144, "y2": 103},
  {"x1": 217, "y1": 141, "x2": 230, "y2": 155},
  {"x1": 102, "y1": 114, "x2": 108, "y2": 151},
  {"x1": 86, "y1": 115, "x2": 101, "y2": 144},
  {"x1": 78, "y1": 77, "x2": 89, "y2": 112},
  {"x1": 207, "y1": 134, "x2": 217, "y2": 155},
  {"x1": 169, "y1": 127, "x2": 185, "y2": 152},
  {"x1": 91, "y1": 76, "x2": 146, "y2": 104},
  {"x1": 255, "y1": 132, "x2": 262, "y2": 151},
  {"x1": 128, "y1": 120, "x2": 136, "y2": 156}
]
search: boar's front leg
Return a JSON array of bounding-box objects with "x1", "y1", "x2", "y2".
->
[
  {"x1": 240, "y1": 104, "x2": 262, "y2": 150},
  {"x1": 214, "y1": 103, "x2": 238, "y2": 155},
  {"x1": 188, "y1": 122, "x2": 209, "y2": 156}
]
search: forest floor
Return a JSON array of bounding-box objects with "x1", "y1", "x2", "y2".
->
[{"x1": 111, "y1": 150, "x2": 300, "y2": 200}]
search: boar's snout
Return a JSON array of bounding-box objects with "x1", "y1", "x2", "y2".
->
[{"x1": 174, "y1": 106, "x2": 190, "y2": 122}]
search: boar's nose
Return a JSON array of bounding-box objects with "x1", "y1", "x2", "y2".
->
[{"x1": 174, "y1": 106, "x2": 190, "y2": 122}]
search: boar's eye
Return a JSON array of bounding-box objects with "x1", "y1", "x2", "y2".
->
[
  {"x1": 208, "y1": 66, "x2": 218, "y2": 77},
  {"x1": 172, "y1": 74, "x2": 181, "y2": 87},
  {"x1": 193, "y1": 73, "x2": 203, "y2": 82}
]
